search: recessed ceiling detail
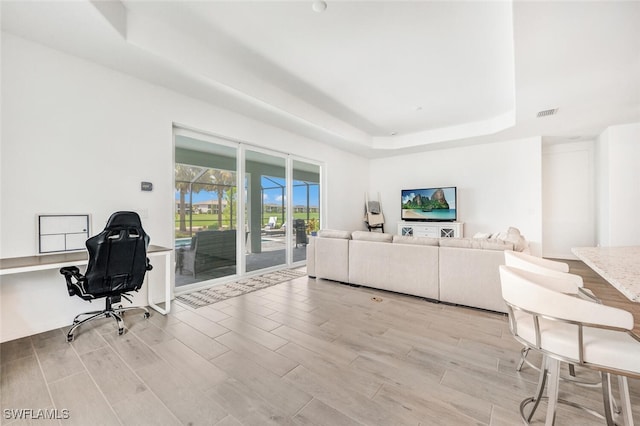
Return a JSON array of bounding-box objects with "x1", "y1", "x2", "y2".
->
[
  {"x1": 120, "y1": 0, "x2": 517, "y2": 149},
  {"x1": 1, "y1": 1, "x2": 638, "y2": 156}
]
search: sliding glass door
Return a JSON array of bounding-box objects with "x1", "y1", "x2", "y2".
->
[
  {"x1": 174, "y1": 135, "x2": 238, "y2": 288},
  {"x1": 174, "y1": 128, "x2": 322, "y2": 290},
  {"x1": 245, "y1": 149, "x2": 287, "y2": 272},
  {"x1": 292, "y1": 159, "x2": 321, "y2": 264}
]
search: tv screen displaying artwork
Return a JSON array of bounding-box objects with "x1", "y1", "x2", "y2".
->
[{"x1": 401, "y1": 187, "x2": 457, "y2": 222}]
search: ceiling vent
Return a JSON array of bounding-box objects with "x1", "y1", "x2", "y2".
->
[{"x1": 537, "y1": 108, "x2": 558, "y2": 118}]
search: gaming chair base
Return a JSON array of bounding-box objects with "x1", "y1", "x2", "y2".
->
[{"x1": 67, "y1": 296, "x2": 149, "y2": 342}]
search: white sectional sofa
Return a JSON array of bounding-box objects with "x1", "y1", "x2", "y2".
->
[{"x1": 308, "y1": 229, "x2": 528, "y2": 313}]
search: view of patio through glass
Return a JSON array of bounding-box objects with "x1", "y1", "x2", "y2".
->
[
  {"x1": 174, "y1": 131, "x2": 321, "y2": 290},
  {"x1": 246, "y1": 150, "x2": 287, "y2": 272},
  {"x1": 175, "y1": 165, "x2": 238, "y2": 238},
  {"x1": 174, "y1": 138, "x2": 238, "y2": 288}
]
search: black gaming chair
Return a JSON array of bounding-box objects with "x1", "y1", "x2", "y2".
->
[{"x1": 60, "y1": 211, "x2": 152, "y2": 342}]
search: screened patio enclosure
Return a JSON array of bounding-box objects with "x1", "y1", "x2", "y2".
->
[{"x1": 174, "y1": 132, "x2": 321, "y2": 288}]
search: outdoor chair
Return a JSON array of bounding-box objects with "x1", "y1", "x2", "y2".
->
[
  {"x1": 178, "y1": 229, "x2": 236, "y2": 277},
  {"x1": 266, "y1": 216, "x2": 278, "y2": 229},
  {"x1": 60, "y1": 211, "x2": 152, "y2": 342}
]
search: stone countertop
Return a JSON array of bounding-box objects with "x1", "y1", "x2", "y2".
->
[{"x1": 572, "y1": 246, "x2": 640, "y2": 302}]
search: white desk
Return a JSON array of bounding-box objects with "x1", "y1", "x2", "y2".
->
[
  {"x1": 0, "y1": 245, "x2": 173, "y2": 314},
  {"x1": 572, "y1": 246, "x2": 640, "y2": 303}
]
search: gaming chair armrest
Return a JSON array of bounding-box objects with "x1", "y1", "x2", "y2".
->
[
  {"x1": 60, "y1": 266, "x2": 81, "y2": 279},
  {"x1": 60, "y1": 266, "x2": 86, "y2": 297}
]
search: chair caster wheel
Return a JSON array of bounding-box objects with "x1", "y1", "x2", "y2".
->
[
  {"x1": 144, "y1": 312, "x2": 150, "y2": 319},
  {"x1": 67, "y1": 335, "x2": 74, "y2": 342},
  {"x1": 118, "y1": 328, "x2": 124, "y2": 336}
]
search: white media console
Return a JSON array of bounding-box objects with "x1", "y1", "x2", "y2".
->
[{"x1": 398, "y1": 221, "x2": 464, "y2": 238}]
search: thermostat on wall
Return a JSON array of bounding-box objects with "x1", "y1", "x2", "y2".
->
[{"x1": 141, "y1": 181, "x2": 153, "y2": 191}]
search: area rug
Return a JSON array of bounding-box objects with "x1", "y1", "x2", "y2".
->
[{"x1": 175, "y1": 269, "x2": 307, "y2": 309}]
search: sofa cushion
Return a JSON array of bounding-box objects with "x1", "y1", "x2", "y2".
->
[
  {"x1": 351, "y1": 231, "x2": 393, "y2": 243},
  {"x1": 439, "y1": 236, "x2": 514, "y2": 251},
  {"x1": 478, "y1": 239, "x2": 514, "y2": 251},
  {"x1": 438, "y1": 238, "x2": 473, "y2": 248},
  {"x1": 472, "y1": 232, "x2": 491, "y2": 239},
  {"x1": 318, "y1": 229, "x2": 352, "y2": 239},
  {"x1": 392, "y1": 235, "x2": 439, "y2": 246}
]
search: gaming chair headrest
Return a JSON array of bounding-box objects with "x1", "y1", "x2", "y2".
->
[{"x1": 105, "y1": 211, "x2": 144, "y2": 229}]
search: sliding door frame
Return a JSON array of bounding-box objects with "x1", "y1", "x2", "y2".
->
[{"x1": 173, "y1": 125, "x2": 323, "y2": 292}]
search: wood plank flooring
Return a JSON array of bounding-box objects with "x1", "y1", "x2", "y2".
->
[{"x1": 2, "y1": 264, "x2": 639, "y2": 425}]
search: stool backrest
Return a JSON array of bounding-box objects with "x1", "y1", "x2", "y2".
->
[{"x1": 499, "y1": 265, "x2": 634, "y2": 364}]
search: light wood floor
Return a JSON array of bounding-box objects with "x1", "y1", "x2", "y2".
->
[{"x1": 2, "y1": 263, "x2": 639, "y2": 425}]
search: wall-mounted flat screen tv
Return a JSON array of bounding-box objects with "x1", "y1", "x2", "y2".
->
[{"x1": 401, "y1": 187, "x2": 457, "y2": 222}]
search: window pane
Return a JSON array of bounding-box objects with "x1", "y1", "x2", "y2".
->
[
  {"x1": 245, "y1": 150, "x2": 286, "y2": 272},
  {"x1": 175, "y1": 136, "x2": 237, "y2": 288},
  {"x1": 292, "y1": 159, "x2": 320, "y2": 263}
]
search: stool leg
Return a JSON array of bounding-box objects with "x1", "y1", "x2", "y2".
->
[
  {"x1": 618, "y1": 375, "x2": 634, "y2": 426},
  {"x1": 545, "y1": 357, "x2": 561, "y2": 426},
  {"x1": 524, "y1": 354, "x2": 549, "y2": 422},
  {"x1": 602, "y1": 373, "x2": 616, "y2": 426},
  {"x1": 517, "y1": 346, "x2": 530, "y2": 372}
]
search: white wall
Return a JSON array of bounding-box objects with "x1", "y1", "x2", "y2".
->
[
  {"x1": 542, "y1": 141, "x2": 595, "y2": 259},
  {"x1": 595, "y1": 129, "x2": 611, "y2": 245},
  {"x1": 596, "y1": 122, "x2": 640, "y2": 246},
  {"x1": 369, "y1": 137, "x2": 543, "y2": 255},
  {"x1": 0, "y1": 33, "x2": 369, "y2": 341}
]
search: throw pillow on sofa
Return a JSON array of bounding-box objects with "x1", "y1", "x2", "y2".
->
[
  {"x1": 501, "y1": 227, "x2": 528, "y2": 252},
  {"x1": 474, "y1": 227, "x2": 530, "y2": 252}
]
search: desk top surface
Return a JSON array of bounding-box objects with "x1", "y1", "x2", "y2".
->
[
  {"x1": 572, "y1": 246, "x2": 640, "y2": 302},
  {"x1": 0, "y1": 245, "x2": 172, "y2": 275}
]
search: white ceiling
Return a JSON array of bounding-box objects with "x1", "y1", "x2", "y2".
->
[{"x1": 2, "y1": 0, "x2": 639, "y2": 157}]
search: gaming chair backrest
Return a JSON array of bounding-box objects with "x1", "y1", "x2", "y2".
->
[{"x1": 84, "y1": 211, "x2": 150, "y2": 298}]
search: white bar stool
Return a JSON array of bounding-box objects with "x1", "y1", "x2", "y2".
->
[{"x1": 499, "y1": 265, "x2": 640, "y2": 426}]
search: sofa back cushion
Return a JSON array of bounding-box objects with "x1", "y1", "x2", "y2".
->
[
  {"x1": 351, "y1": 231, "x2": 393, "y2": 243},
  {"x1": 478, "y1": 239, "x2": 514, "y2": 251},
  {"x1": 438, "y1": 237, "x2": 514, "y2": 251},
  {"x1": 438, "y1": 238, "x2": 473, "y2": 248},
  {"x1": 318, "y1": 229, "x2": 352, "y2": 239},
  {"x1": 392, "y1": 235, "x2": 439, "y2": 246}
]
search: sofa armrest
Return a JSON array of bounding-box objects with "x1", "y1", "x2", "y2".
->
[{"x1": 314, "y1": 236, "x2": 349, "y2": 283}]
